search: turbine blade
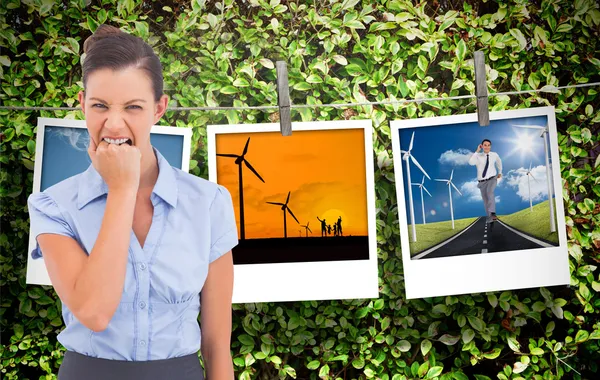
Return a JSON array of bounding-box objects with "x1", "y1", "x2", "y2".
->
[
  {"x1": 410, "y1": 155, "x2": 431, "y2": 179},
  {"x1": 411, "y1": 183, "x2": 420, "y2": 186},
  {"x1": 529, "y1": 161, "x2": 532, "y2": 171},
  {"x1": 244, "y1": 159, "x2": 265, "y2": 182},
  {"x1": 451, "y1": 182, "x2": 462, "y2": 195},
  {"x1": 285, "y1": 191, "x2": 291, "y2": 205},
  {"x1": 423, "y1": 186, "x2": 432, "y2": 197},
  {"x1": 531, "y1": 174, "x2": 538, "y2": 182},
  {"x1": 512, "y1": 124, "x2": 544, "y2": 130},
  {"x1": 216, "y1": 153, "x2": 239, "y2": 158},
  {"x1": 450, "y1": 169, "x2": 454, "y2": 180},
  {"x1": 409, "y1": 131, "x2": 415, "y2": 151},
  {"x1": 421, "y1": 176, "x2": 425, "y2": 185},
  {"x1": 287, "y1": 207, "x2": 300, "y2": 223},
  {"x1": 308, "y1": 227, "x2": 312, "y2": 233},
  {"x1": 434, "y1": 179, "x2": 447, "y2": 182},
  {"x1": 267, "y1": 202, "x2": 284, "y2": 206},
  {"x1": 242, "y1": 137, "x2": 250, "y2": 155}
]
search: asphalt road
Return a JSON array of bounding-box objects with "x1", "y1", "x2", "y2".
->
[{"x1": 419, "y1": 217, "x2": 545, "y2": 259}]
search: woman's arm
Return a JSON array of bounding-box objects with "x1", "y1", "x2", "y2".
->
[
  {"x1": 38, "y1": 189, "x2": 137, "y2": 332},
  {"x1": 201, "y1": 251, "x2": 234, "y2": 379}
]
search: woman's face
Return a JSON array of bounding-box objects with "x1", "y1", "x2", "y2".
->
[{"x1": 78, "y1": 67, "x2": 167, "y2": 151}]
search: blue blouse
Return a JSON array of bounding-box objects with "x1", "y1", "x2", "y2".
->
[{"x1": 27, "y1": 147, "x2": 238, "y2": 361}]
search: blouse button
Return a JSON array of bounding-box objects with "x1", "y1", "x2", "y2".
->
[
  {"x1": 139, "y1": 263, "x2": 147, "y2": 270},
  {"x1": 139, "y1": 340, "x2": 146, "y2": 346},
  {"x1": 139, "y1": 301, "x2": 146, "y2": 309}
]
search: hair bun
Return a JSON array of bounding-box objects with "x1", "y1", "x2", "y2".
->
[{"x1": 83, "y1": 24, "x2": 123, "y2": 54}]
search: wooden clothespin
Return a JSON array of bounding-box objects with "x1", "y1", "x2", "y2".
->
[
  {"x1": 276, "y1": 61, "x2": 292, "y2": 136},
  {"x1": 474, "y1": 51, "x2": 489, "y2": 126}
]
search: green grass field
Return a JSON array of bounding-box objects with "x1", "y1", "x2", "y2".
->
[
  {"x1": 408, "y1": 217, "x2": 478, "y2": 256},
  {"x1": 498, "y1": 200, "x2": 559, "y2": 244}
]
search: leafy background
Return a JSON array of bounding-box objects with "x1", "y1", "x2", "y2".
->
[{"x1": 1, "y1": 0, "x2": 599, "y2": 379}]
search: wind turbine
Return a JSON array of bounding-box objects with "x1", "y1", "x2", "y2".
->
[
  {"x1": 512, "y1": 123, "x2": 555, "y2": 232},
  {"x1": 267, "y1": 191, "x2": 299, "y2": 238},
  {"x1": 412, "y1": 176, "x2": 432, "y2": 224},
  {"x1": 526, "y1": 161, "x2": 538, "y2": 212},
  {"x1": 434, "y1": 169, "x2": 462, "y2": 229},
  {"x1": 217, "y1": 137, "x2": 265, "y2": 240},
  {"x1": 400, "y1": 131, "x2": 431, "y2": 242},
  {"x1": 300, "y1": 221, "x2": 312, "y2": 237}
]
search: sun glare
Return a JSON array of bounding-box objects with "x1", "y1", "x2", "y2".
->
[{"x1": 504, "y1": 130, "x2": 538, "y2": 160}]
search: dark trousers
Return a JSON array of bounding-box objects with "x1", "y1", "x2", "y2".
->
[{"x1": 58, "y1": 350, "x2": 205, "y2": 380}]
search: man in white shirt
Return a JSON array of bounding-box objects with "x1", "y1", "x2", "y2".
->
[{"x1": 468, "y1": 139, "x2": 502, "y2": 223}]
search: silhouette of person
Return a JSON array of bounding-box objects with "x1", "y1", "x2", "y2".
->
[
  {"x1": 327, "y1": 224, "x2": 332, "y2": 235},
  {"x1": 333, "y1": 224, "x2": 338, "y2": 236},
  {"x1": 337, "y1": 216, "x2": 343, "y2": 236},
  {"x1": 317, "y1": 217, "x2": 327, "y2": 237}
]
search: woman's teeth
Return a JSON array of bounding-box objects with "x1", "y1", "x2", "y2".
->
[{"x1": 103, "y1": 138, "x2": 131, "y2": 145}]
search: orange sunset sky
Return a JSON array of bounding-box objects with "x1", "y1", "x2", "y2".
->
[{"x1": 215, "y1": 129, "x2": 369, "y2": 239}]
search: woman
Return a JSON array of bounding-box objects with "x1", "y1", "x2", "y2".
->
[{"x1": 27, "y1": 24, "x2": 237, "y2": 380}]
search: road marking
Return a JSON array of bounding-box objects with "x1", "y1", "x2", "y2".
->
[
  {"x1": 484, "y1": 234, "x2": 487, "y2": 238},
  {"x1": 483, "y1": 240, "x2": 487, "y2": 244},
  {"x1": 482, "y1": 248, "x2": 488, "y2": 253},
  {"x1": 497, "y1": 220, "x2": 553, "y2": 248},
  {"x1": 412, "y1": 217, "x2": 482, "y2": 260}
]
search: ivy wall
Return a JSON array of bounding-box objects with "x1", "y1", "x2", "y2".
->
[{"x1": 1, "y1": 0, "x2": 599, "y2": 379}]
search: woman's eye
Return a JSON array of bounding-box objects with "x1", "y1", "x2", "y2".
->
[
  {"x1": 92, "y1": 103, "x2": 107, "y2": 109},
  {"x1": 127, "y1": 105, "x2": 142, "y2": 110}
]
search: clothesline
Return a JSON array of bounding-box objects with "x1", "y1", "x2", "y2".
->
[{"x1": 1, "y1": 82, "x2": 598, "y2": 112}]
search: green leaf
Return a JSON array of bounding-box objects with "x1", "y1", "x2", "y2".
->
[
  {"x1": 66, "y1": 37, "x2": 80, "y2": 55},
  {"x1": 14, "y1": 324, "x2": 24, "y2": 339},
  {"x1": 319, "y1": 364, "x2": 330, "y2": 378},
  {"x1": 238, "y1": 334, "x2": 254, "y2": 346},
  {"x1": 483, "y1": 348, "x2": 502, "y2": 360},
  {"x1": 462, "y1": 329, "x2": 475, "y2": 344},
  {"x1": 332, "y1": 55, "x2": 348, "y2": 66},
  {"x1": 507, "y1": 337, "x2": 521, "y2": 352},
  {"x1": 427, "y1": 366, "x2": 443, "y2": 379},
  {"x1": 513, "y1": 362, "x2": 528, "y2": 374},
  {"x1": 352, "y1": 356, "x2": 365, "y2": 369},
  {"x1": 575, "y1": 330, "x2": 589, "y2": 343},
  {"x1": 421, "y1": 339, "x2": 432, "y2": 356},
  {"x1": 258, "y1": 58, "x2": 274, "y2": 69},
  {"x1": 467, "y1": 315, "x2": 484, "y2": 331},
  {"x1": 510, "y1": 29, "x2": 527, "y2": 51},
  {"x1": 487, "y1": 294, "x2": 498, "y2": 308},
  {"x1": 0, "y1": 55, "x2": 10, "y2": 66},
  {"x1": 439, "y1": 334, "x2": 460, "y2": 345},
  {"x1": 220, "y1": 86, "x2": 238, "y2": 94},
  {"x1": 418, "y1": 55, "x2": 428, "y2": 73},
  {"x1": 398, "y1": 340, "x2": 411, "y2": 352},
  {"x1": 307, "y1": 360, "x2": 320, "y2": 370},
  {"x1": 456, "y1": 39, "x2": 466, "y2": 61},
  {"x1": 530, "y1": 347, "x2": 544, "y2": 355}
]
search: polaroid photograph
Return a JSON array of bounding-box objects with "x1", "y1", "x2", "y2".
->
[
  {"x1": 26, "y1": 117, "x2": 192, "y2": 285},
  {"x1": 207, "y1": 119, "x2": 378, "y2": 303},
  {"x1": 391, "y1": 106, "x2": 569, "y2": 299}
]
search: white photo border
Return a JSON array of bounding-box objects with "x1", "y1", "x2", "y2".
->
[
  {"x1": 207, "y1": 119, "x2": 379, "y2": 304},
  {"x1": 390, "y1": 106, "x2": 569, "y2": 299},
  {"x1": 26, "y1": 117, "x2": 192, "y2": 285}
]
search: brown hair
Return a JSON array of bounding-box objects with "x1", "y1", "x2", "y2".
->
[{"x1": 82, "y1": 25, "x2": 164, "y2": 101}]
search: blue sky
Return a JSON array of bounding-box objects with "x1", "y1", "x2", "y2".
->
[{"x1": 397, "y1": 115, "x2": 555, "y2": 224}]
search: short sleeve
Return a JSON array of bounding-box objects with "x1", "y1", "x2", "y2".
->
[
  {"x1": 28, "y1": 192, "x2": 76, "y2": 259},
  {"x1": 209, "y1": 185, "x2": 239, "y2": 263}
]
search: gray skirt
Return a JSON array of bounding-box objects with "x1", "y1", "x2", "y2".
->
[{"x1": 58, "y1": 350, "x2": 205, "y2": 380}]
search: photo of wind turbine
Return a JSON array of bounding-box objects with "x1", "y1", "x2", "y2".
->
[
  {"x1": 211, "y1": 125, "x2": 374, "y2": 266},
  {"x1": 390, "y1": 107, "x2": 568, "y2": 300},
  {"x1": 391, "y1": 108, "x2": 563, "y2": 263}
]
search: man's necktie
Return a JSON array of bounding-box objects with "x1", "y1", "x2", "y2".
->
[{"x1": 482, "y1": 154, "x2": 489, "y2": 178}]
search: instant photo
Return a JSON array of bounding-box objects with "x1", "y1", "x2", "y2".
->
[
  {"x1": 208, "y1": 120, "x2": 378, "y2": 303},
  {"x1": 391, "y1": 107, "x2": 569, "y2": 299}
]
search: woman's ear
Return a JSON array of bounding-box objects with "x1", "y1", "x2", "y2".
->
[
  {"x1": 154, "y1": 94, "x2": 169, "y2": 124},
  {"x1": 78, "y1": 91, "x2": 86, "y2": 116}
]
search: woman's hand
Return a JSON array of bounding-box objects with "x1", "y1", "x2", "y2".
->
[{"x1": 88, "y1": 137, "x2": 141, "y2": 193}]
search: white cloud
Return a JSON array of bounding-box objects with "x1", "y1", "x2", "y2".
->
[
  {"x1": 438, "y1": 149, "x2": 473, "y2": 166},
  {"x1": 505, "y1": 165, "x2": 549, "y2": 202},
  {"x1": 459, "y1": 179, "x2": 502, "y2": 204}
]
